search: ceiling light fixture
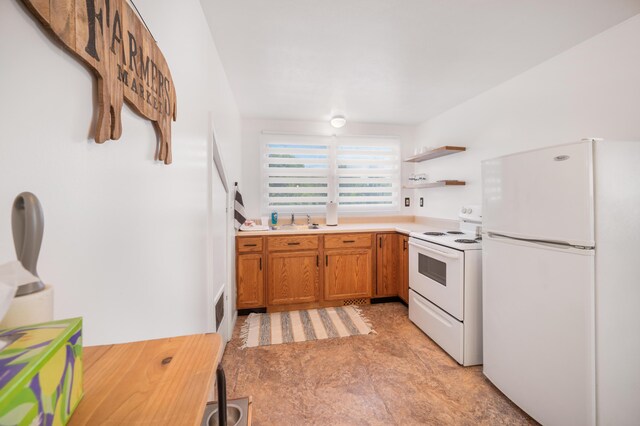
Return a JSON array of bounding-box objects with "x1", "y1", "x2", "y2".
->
[{"x1": 330, "y1": 116, "x2": 346, "y2": 128}]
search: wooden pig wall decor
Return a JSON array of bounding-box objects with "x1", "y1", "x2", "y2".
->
[{"x1": 21, "y1": 0, "x2": 177, "y2": 164}]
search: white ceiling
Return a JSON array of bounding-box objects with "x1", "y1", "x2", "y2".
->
[{"x1": 201, "y1": 1, "x2": 640, "y2": 125}]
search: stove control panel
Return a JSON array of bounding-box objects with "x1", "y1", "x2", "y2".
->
[{"x1": 459, "y1": 204, "x2": 482, "y2": 223}]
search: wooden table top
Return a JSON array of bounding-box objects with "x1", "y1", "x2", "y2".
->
[{"x1": 69, "y1": 333, "x2": 223, "y2": 425}]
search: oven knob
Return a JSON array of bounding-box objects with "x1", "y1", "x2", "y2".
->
[
  {"x1": 461, "y1": 208, "x2": 467, "y2": 214},
  {"x1": 467, "y1": 208, "x2": 472, "y2": 214}
]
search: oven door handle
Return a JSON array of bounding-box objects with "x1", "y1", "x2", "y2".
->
[{"x1": 408, "y1": 241, "x2": 461, "y2": 259}]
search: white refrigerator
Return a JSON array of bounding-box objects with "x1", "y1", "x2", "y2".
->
[{"x1": 482, "y1": 139, "x2": 640, "y2": 426}]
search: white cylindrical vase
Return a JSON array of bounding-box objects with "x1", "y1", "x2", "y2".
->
[{"x1": 0, "y1": 284, "x2": 53, "y2": 329}]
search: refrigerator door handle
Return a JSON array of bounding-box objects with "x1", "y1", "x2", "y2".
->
[{"x1": 487, "y1": 232, "x2": 594, "y2": 250}]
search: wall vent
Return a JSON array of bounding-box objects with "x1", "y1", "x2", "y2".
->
[{"x1": 342, "y1": 298, "x2": 370, "y2": 306}]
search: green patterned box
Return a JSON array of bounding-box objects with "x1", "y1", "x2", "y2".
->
[{"x1": 0, "y1": 318, "x2": 83, "y2": 426}]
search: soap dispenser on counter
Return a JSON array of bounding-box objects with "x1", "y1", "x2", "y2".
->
[{"x1": 326, "y1": 201, "x2": 338, "y2": 226}]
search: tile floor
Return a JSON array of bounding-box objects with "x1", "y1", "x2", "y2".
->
[{"x1": 221, "y1": 302, "x2": 536, "y2": 425}]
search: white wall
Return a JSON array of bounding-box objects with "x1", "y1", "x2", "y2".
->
[
  {"x1": 0, "y1": 0, "x2": 242, "y2": 345},
  {"x1": 411, "y1": 14, "x2": 640, "y2": 220},
  {"x1": 241, "y1": 118, "x2": 417, "y2": 220}
]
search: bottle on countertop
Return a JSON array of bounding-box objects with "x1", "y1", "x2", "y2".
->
[{"x1": 271, "y1": 211, "x2": 278, "y2": 226}]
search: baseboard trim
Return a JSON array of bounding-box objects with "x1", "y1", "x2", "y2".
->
[
  {"x1": 371, "y1": 296, "x2": 405, "y2": 305},
  {"x1": 238, "y1": 307, "x2": 267, "y2": 316}
]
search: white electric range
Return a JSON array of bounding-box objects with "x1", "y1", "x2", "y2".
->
[{"x1": 408, "y1": 205, "x2": 483, "y2": 366}]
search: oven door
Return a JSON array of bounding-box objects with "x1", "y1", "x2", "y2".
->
[{"x1": 409, "y1": 238, "x2": 464, "y2": 320}]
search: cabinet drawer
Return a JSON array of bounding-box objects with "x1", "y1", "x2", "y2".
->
[
  {"x1": 267, "y1": 235, "x2": 319, "y2": 251},
  {"x1": 324, "y1": 233, "x2": 372, "y2": 249},
  {"x1": 237, "y1": 237, "x2": 263, "y2": 253},
  {"x1": 409, "y1": 289, "x2": 463, "y2": 365}
]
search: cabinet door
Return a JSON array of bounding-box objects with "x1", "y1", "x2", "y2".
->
[
  {"x1": 375, "y1": 233, "x2": 400, "y2": 297},
  {"x1": 237, "y1": 254, "x2": 265, "y2": 308},
  {"x1": 324, "y1": 249, "x2": 373, "y2": 300},
  {"x1": 268, "y1": 251, "x2": 319, "y2": 305},
  {"x1": 399, "y1": 235, "x2": 409, "y2": 303}
]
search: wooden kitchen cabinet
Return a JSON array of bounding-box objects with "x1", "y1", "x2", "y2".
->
[
  {"x1": 237, "y1": 231, "x2": 410, "y2": 311},
  {"x1": 236, "y1": 253, "x2": 265, "y2": 308},
  {"x1": 237, "y1": 236, "x2": 263, "y2": 253},
  {"x1": 324, "y1": 248, "x2": 373, "y2": 300},
  {"x1": 324, "y1": 233, "x2": 372, "y2": 249},
  {"x1": 267, "y1": 235, "x2": 319, "y2": 251},
  {"x1": 398, "y1": 235, "x2": 409, "y2": 303},
  {"x1": 268, "y1": 251, "x2": 320, "y2": 305},
  {"x1": 375, "y1": 233, "x2": 400, "y2": 297}
]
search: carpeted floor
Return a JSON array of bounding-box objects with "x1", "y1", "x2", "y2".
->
[{"x1": 221, "y1": 302, "x2": 536, "y2": 425}]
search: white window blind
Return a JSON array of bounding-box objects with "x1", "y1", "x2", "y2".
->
[
  {"x1": 261, "y1": 134, "x2": 400, "y2": 213},
  {"x1": 335, "y1": 136, "x2": 401, "y2": 212}
]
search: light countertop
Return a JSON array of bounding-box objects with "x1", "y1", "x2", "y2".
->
[{"x1": 236, "y1": 220, "x2": 452, "y2": 237}]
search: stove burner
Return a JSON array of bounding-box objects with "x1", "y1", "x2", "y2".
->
[
  {"x1": 447, "y1": 231, "x2": 464, "y2": 235},
  {"x1": 423, "y1": 232, "x2": 446, "y2": 236},
  {"x1": 455, "y1": 239, "x2": 478, "y2": 244}
]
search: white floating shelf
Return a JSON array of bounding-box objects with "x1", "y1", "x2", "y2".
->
[
  {"x1": 403, "y1": 180, "x2": 466, "y2": 189},
  {"x1": 404, "y1": 146, "x2": 466, "y2": 163}
]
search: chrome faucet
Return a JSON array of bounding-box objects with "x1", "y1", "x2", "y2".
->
[{"x1": 290, "y1": 213, "x2": 295, "y2": 226}]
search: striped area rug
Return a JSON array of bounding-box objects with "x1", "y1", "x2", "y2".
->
[{"x1": 240, "y1": 306, "x2": 375, "y2": 348}]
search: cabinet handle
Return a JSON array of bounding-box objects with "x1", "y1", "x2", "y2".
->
[
  {"x1": 259, "y1": 258, "x2": 262, "y2": 270},
  {"x1": 379, "y1": 237, "x2": 382, "y2": 248},
  {"x1": 244, "y1": 244, "x2": 257, "y2": 247},
  {"x1": 403, "y1": 240, "x2": 407, "y2": 250},
  {"x1": 316, "y1": 255, "x2": 319, "y2": 267},
  {"x1": 343, "y1": 240, "x2": 355, "y2": 243},
  {"x1": 287, "y1": 242, "x2": 300, "y2": 246},
  {"x1": 325, "y1": 255, "x2": 328, "y2": 266}
]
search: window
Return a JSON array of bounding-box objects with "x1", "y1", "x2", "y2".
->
[{"x1": 261, "y1": 133, "x2": 400, "y2": 213}]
